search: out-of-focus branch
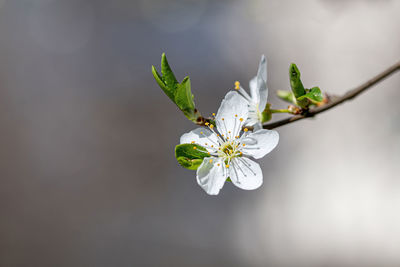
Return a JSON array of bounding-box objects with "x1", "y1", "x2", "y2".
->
[{"x1": 263, "y1": 61, "x2": 400, "y2": 130}]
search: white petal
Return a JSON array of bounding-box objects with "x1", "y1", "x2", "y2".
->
[
  {"x1": 249, "y1": 76, "x2": 259, "y2": 104},
  {"x1": 257, "y1": 55, "x2": 268, "y2": 110},
  {"x1": 245, "y1": 117, "x2": 259, "y2": 127},
  {"x1": 249, "y1": 55, "x2": 268, "y2": 110},
  {"x1": 216, "y1": 91, "x2": 248, "y2": 137},
  {"x1": 252, "y1": 122, "x2": 263, "y2": 131},
  {"x1": 241, "y1": 129, "x2": 279, "y2": 159},
  {"x1": 229, "y1": 157, "x2": 263, "y2": 190},
  {"x1": 196, "y1": 157, "x2": 226, "y2": 195},
  {"x1": 180, "y1": 127, "x2": 219, "y2": 152}
]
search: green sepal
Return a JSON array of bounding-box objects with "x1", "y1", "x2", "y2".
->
[
  {"x1": 297, "y1": 87, "x2": 323, "y2": 104},
  {"x1": 261, "y1": 103, "x2": 272, "y2": 123},
  {"x1": 277, "y1": 90, "x2": 296, "y2": 105},
  {"x1": 152, "y1": 53, "x2": 200, "y2": 123},
  {"x1": 226, "y1": 177, "x2": 232, "y2": 182},
  {"x1": 175, "y1": 143, "x2": 209, "y2": 170}
]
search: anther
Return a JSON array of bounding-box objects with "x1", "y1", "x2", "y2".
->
[
  {"x1": 239, "y1": 118, "x2": 243, "y2": 122},
  {"x1": 235, "y1": 114, "x2": 238, "y2": 117},
  {"x1": 205, "y1": 122, "x2": 209, "y2": 126},
  {"x1": 226, "y1": 164, "x2": 230, "y2": 168},
  {"x1": 210, "y1": 125, "x2": 214, "y2": 129},
  {"x1": 191, "y1": 141, "x2": 195, "y2": 144},
  {"x1": 217, "y1": 163, "x2": 220, "y2": 166},
  {"x1": 212, "y1": 113, "x2": 215, "y2": 116},
  {"x1": 200, "y1": 131, "x2": 203, "y2": 134},
  {"x1": 193, "y1": 146, "x2": 197, "y2": 149},
  {"x1": 209, "y1": 159, "x2": 213, "y2": 163},
  {"x1": 205, "y1": 143, "x2": 208, "y2": 145},
  {"x1": 221, "y1": 118, "x2": 225, "y2": 121},
  {"x1": 242, "y1": 144, "x2": 246, "y2": 147},
  {"x1": 244, "y1": 128, "x2": 248, "y2": 132},
  {"x1": 234, "y1": 81, "x2": 240, "y2": 90}
]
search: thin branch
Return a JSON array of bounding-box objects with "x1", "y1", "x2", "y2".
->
[{"x1": 263, "y1": 61, "x2": 400, "y2": 130}]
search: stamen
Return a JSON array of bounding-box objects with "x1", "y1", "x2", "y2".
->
[
  {"x1": 191, "y1": 141, "x2": 195, "y2": 144},
  {"x1": 244, "y1": 128, "x2": 248, "y2": 132},
  {"x1": 231, "y1": 163, "x2": 241, "y2": 183},
  {"x1": 238, "y1": 158, "x2": 257, "y2": 176},
  {"x1": 234, "y1": 81, "x2": 240, "y2": 90},
  {"x1": 193, "y1": 146, "x2": 197, "y2": 150},
  {"x1": 226, "y1": 164, "x2": 229, "y2": 168},
  {"x1": 205, "y1": 122, "x2": 209, "y2": 126},
  {"x1": 234, "y1": 159, "x2": 248, "y2": 177},
  {"x1": 209, "y1": 159, "x2": 213, "y2": 163}
]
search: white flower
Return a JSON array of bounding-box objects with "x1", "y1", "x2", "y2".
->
[
  {"x1": 180, "y1": 91, "x2": 279, "y2": 195},
  {"x1": 234, "y1": 55, "x2": 268, "y2": 130}
]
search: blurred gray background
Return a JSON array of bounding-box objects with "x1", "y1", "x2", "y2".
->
[{"x1": 0, "y1": 0, "x2": 399, "y2": 266}]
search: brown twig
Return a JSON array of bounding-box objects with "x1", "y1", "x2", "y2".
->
[{"x1": 263, "y1": 61, "x2": 400, "y2": 130}]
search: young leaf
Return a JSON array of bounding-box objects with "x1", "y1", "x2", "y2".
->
[
  {"x1": 297, "y1": 87, "x2": 323, "y2": 104},
  {"x1": 174, "y1": 76, "x2": 196, "y2": 121},
  {"x1": 151, "y1": 65, "x2": 172, "y2": 99},
  {"x1": 289, "y1": 63, "x2": 306, "y2": 98},
  {"x1": 277, "y1": 90, "x2": 296, "y2": 104},
  {"x1": 161, "y1": 53, "x2": 178, "y2": 89},
  {"x1": 175, "y1": 143, "x2": 209, "y2": 170},
  {"x1": 152, "y1": 53, "x2": 201, "y2": 123}
]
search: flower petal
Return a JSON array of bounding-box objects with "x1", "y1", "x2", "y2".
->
[
  {"x1": 249, "y1": 55, "x2": 268, "y2": 110},
  {"x1": 241, "y1": 129, "x2": 279, "y2": 159},
  {"x1": 216, "y1": 91, "x2": 248, "y2": 137},
  {"x1": 180, "y1": 127, "x2": 219, "y2": 152},
  {"x1": 229, "y1": 157, "x2": 263, "y2": 190},
  {"x1": 249, "y1": 76, "x2": 259, "y2": 104},
  {"x1": 196, "y1": 157, "x2": 226, "y2": 195}
]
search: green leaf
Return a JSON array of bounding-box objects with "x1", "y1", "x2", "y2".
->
[
  {"x1": 151, "y1": 65, "x2": 171, "y2": 99},
  {"x1": 289, "y1": 63, "x2": 306, "y2": 98},
  {"x1": 174, "y1": 76, "x2": 196, "y2": 121},
  {"x1": 161, "y1": 53, "x2": 178, "y2": 89},
  {"x1": 152, "y1": 53, "x2": 201, "y2": 123},
  {"x1": 175, "y1": 143, "x2": 209, "y2": 170},
  {"x1": 277, "y1": 90, "x2": 296, "y2": 104},
  {"x1": 297, "y1": 87, "x2": 323, "y2": 104}
]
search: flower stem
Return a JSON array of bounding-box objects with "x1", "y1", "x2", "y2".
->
[{"x1": 270, "y1": 109, "x2": 291, "y2": 114}]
